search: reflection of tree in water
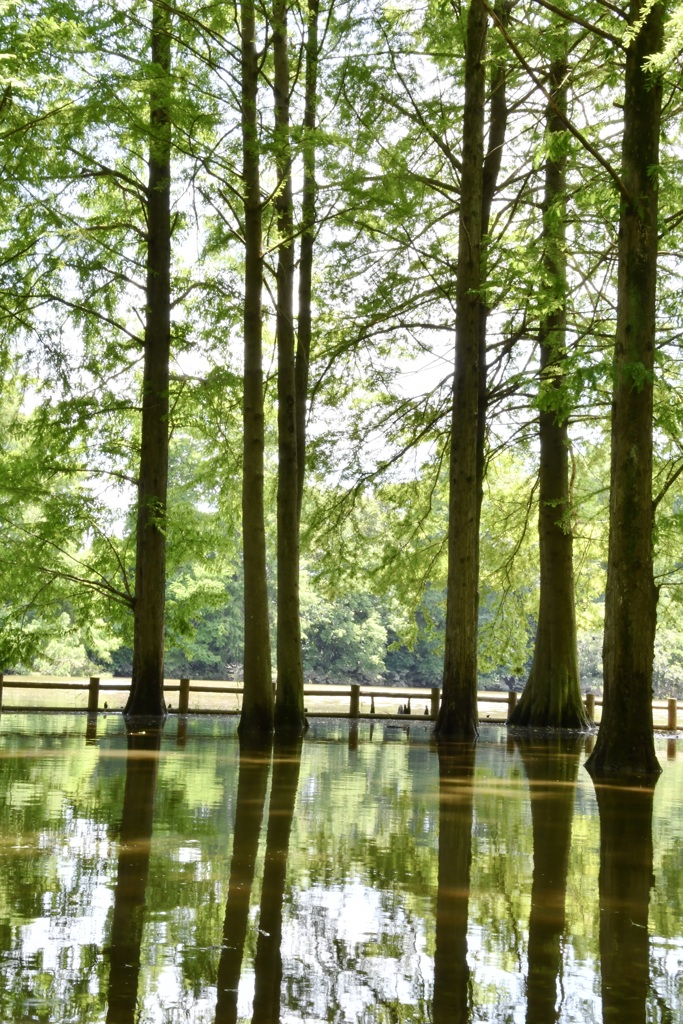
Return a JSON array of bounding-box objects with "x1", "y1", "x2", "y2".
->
[
  {"x1": 516, "y1": 734, "x2": 582, "y2": 1024},
  {"x1": 214, "y1": 739, "x2": 271, "y2": 1024},
  {"x1": 214, "y1": 738, "x2": 303, "y2": 1024},
  {"x1": 105, "y1": 721, "x2": 163, "y2": 1024},
  {"x1": 594, "y1": 778, "x2": 656, "y2": 1024},
  {"x1": 251, "y1": 738, "x2": 304, "y2": 1024},
  {"x1": 433, "y1": 742, "x2": 476, "y2": 1024}
]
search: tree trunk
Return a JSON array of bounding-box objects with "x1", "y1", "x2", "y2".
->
[
  {"x1": 295, "y1": 0, "x2": 319, "y2": 520},
  {"x1": 594, "y1": 779, "x2": 656, "y2": 1024},
  {"x1": 433, "y1": 743, "x2": 476, "y2": 1024},
  {"x1": 126, "y1": 1, "x2": 172, "y2": 718},
  {"x1": 510, "y1": 47, "x2": 588, "y2": 730},
  {"x1": 516, "y1": 736, "x2": 581, "y2": 1023},
  {"x1": 239, "y1": 0, "x2": 274, "y2": 741},
  {"x1": 105, "y1": 722, "x2": 162, "y2": 1023},
  {"x1": 251, "y1": 738, "x2": 303, "y2": 1023},
  {"x1": 436, "y1": 0, "x2": 487, "y2": 740},
  {"x1": 215, "y1": 739, "x2": 271, "y2": 1024},
  {"x1": 585, "y1": 0, "x2": 663, "y2": 779},
  {"x1": 273, "y1": 0, "x2": 306, "y2": 737},
  {"x1": 477, "y1": 0, "x2": 510, "y2": 499}
]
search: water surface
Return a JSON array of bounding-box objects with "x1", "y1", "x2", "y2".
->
[{"x1": 0, "y1": 714, "x2": 681, "y2": 1022}]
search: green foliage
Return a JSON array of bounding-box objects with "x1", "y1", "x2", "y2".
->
[{"x1": 4, "y1": 0, "x2": 683, "y2": 700}]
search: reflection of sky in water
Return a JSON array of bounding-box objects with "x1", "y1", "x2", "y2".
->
[
  {"x1": 276, "y1": 881, "x2": 432, "y2": 1022},
  {"x1": 0, "y1": 717, "x2": 682, "y2": 1021}
]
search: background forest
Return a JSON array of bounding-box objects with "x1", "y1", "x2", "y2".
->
[{"x1": 2, "y1": 0, "x2": 683, "y2": 697}]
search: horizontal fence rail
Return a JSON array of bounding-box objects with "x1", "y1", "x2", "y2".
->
[{"x1": 0, "y1": 673, "x2": 680, "y2": 731}]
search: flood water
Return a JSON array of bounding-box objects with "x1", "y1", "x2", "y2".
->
[{"x1": 0, "y1": 715, "x2": 681, "y2": 1023}]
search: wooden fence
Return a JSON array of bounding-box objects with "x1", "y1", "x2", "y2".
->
[{"x1": 0, "y1": 673, "x2": 680, "y2": 730}]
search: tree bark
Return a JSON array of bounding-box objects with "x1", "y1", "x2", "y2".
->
[
  {"x1": 436, "y1": 0, "x2": 487, "y2": 740},
  {"x1": 477, "y1": 0, "x2": 510, "y2": 497},
  {"x1": 295, "y1": 0, "x2": 319, "y2": 520},
  {"x1": 126, "y1": 0, "x2": 172, "y2": 718},
  {"x1": 239, "y1": 0, "x2": 274, "y2": 741},
  {"x1": 273, "y1": 0, "x2": 306, "y2": 737},
  {"x1": 510, "y1": 46, "x2": 588, "y2": 730},
  {"x1": 585, "y1": 0, "x2": 663, "y2": 779}
]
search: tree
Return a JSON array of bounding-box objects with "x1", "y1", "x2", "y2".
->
[
  {"x1": 238, "y1": 0, "x2": 274, "y2": 740},
  {"x1": 436, "y1": 0, "x2": 488, "y2": 740},
  {"x1": 272, "y1": 0, "x2": 306, "y2": 736},
  {"x1": 295, "y1": 0, "x2": 320, "y2": 517},
  {"x1": 586, "y1": 0, "x2": 664, "y2": 778},
  {"x1": 509, "y1": 37, "x2": 588, "y2": 729},
  {"x1": 125, "y1": 0, "x2": 173, "y2": 717}
]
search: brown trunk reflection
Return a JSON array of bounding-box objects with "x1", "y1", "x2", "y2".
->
[
  {"x1": 105, "y1": 722, "x2": 163, "y2": 1024},
  {"x1": 594, "y1": 778, "x2": 656, "y2": 1024},
  {"x1": 251, "y1": 737, "x2": 303, "y2": 1024},
  {"x1": 516, "y1": 735, "x2": 582, "y2": 1024},
  {"x1": 433, "y1": 742, "x2": 476, "y2": 1024},
  {"x1": 215, "y1": 739, "x2": 271, "y2": 1024}
]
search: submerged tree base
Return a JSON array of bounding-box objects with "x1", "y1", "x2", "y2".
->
[
  {"x1": 238, "y1": 706, "x2": 274, "y2": 744},
  {"x1": 585, "y1": 736, "x2": 661, "y2": 783},
  {"x1": 123, "y1": 691, "x2": 167, "y2": 719},
  {"x1": 586, "y1": 676, "x2": 661, "y2": 781},
  {"x1": 508, "y1": 692, "x2": 590, "y2": 730},
  {"x1": 509, "y1": 656, "x2": 590, "y2": 731},
  {"x1": 122, "y1": 712, "x2": 167, "y2": 737},
  {"x1": 434, "y1": 703, "x2": 479, "y2": 742},
  {"x1": 274, "y1": 706, "x2": 309, "y2": 740}
]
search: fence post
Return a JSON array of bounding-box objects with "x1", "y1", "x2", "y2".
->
[
  {"x1": 585, "y1": 692, "x2": 595, "y2": 724},
  {"x1": 507, "y1": 690, "x2": 517, "y2": 717},
  {"x1": 0, "y1": 673, "x2": 3, "y2": 712},
  {"x1": 179, "y1": 677, "x2": 190, "y2": 715},
  {"x1": 430, "y1": 687, "x2": 440, "y2": 721},
  {"x1": 350, "y1": 683, "x2": 360, "y2": 718},
  {"x1": 87, "y1": 676, "x2": 100, "y2": 714},
  {"x1": 668, "y1": 697, "x2": 677, "y2": 732}
]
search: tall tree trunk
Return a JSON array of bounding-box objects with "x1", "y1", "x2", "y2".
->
[
  {"x1": 105, "y1": 723, "x2": 162, "y2": 1023},
  {"x1": 215, "y1": 739, "x2": 271, "y2": 1024},
  {"x1": 516, "y1": 736, "x2": 581, "y2": 1023},
  {"x1": 295, "y1": 0, "x2": 319, "y2": 520},
  {"x1": 476, "y1": 0, "x2": 510, "y2": 499},
  {"x1": 586, "y1": 0, "x2": 663, "y2": 779},
  {"x1": 126, "y1": 0, "x2": 172, "y2": 718},
  {"x1": 273, "y1": 0, "x2": 306, "y2": 737},
  {"x1": 510, "y1": 46, "x2": 588, "y2": 729},
  {"x1": 432, "y1": 743, "x2": 476, "y2": 1024},
  {"x1": 594, "y1": 779, "x2": 656, "y2": 1024},
  {"x1": 251, "y1": 738, "x2": 303, "y2": 1023},
  {"x1": 436, "y1": 0, "x2": 487, "y2": 740},
  {"x1": 239, "y1": 0, "x2": 274, "y2": 741}
]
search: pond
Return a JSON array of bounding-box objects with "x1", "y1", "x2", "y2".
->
[{"x1": 0, "y1": 714, "x2": 681, "y2": 1023}]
